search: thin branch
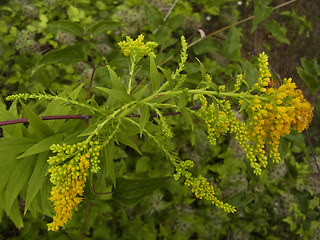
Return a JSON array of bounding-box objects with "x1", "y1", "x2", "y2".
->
[
  {"x1": 163, "y1": 0, "x2": 179, "y2": 21},
  {"x1": 0, "y1": 106, "x2": 202, "y2": 127},
  {"x1": 305, "y1": 130, "x2": 320, "y2": 176},
  {"x1": 80, "y1": 201, "x2": 93, "y2": 240},
  {"x1": 187, "y1": 0, "x2": 297, "y2": 49},
  {"x1": 0, "y1": 115, "x2": 91, "y2": 127},
  {"x1": 87, "y1": 65, "x2": 97, "y2": 100}
]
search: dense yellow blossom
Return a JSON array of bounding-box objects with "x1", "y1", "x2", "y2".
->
[
  {"x1": 199, "y1": 52, "x2": 313, "y2": 175},
  {"x1": 47, "y1": 141, "x2": 101, "y2": 231},
  {"x1": 118, "y1": 34, "x2": 158, "y2": 57}
]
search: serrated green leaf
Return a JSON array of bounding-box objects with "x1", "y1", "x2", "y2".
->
[
  {"x1": 18, "y1": 134, "x2": 63, "y2": 159},
  {"x1": 223, "y1": 27, "x2": 242, "y2": 61},
  {"x1": 5, "y1": 157, "x2": 35, "y2": 212},
  {"x1": 107, "y1": 65, "x2": 125, "y2": 91},
  {"x1": 252, "y1": 0, "x2": 273, "y2": 31},
  {"x1": 86, "y1": 20, "x2": 120, "y2": 37},
  {"x1": 139, "y1": 105, "x2": 150, "y2": 137},
  {"x1": 167, "y1": 14, "x2": 184, "y2": 30},
  {"x1": 150, "y1": 54, "x2": 160, "y2": 91},
  {"x1": 112, "y1": 176, "x2": 172, "y2": 206},
  {"x1": 20, "y1": 101, "x2": 54, "y2": 138},
  {"x1": 24, "y1": 153, "x2": 48, "y2": 213},
  {"x1": 116, "y1": 131, "x2": 142, "y2": 155},
  {"x1": 52, "y1": 20, "x2": 84, "y2": 36},
  {"x1": 104, "y1": 142, "x2": 116, "y2": 187},
  {"x1": 96, "y1": 87, "x2": 135, "y2": 103},
  {"x1": 31, "y1": 44, "x2": 87, "y2": 76},
  {"x1": 264, "y1": 20, "x2": 290, "y2": 44}
]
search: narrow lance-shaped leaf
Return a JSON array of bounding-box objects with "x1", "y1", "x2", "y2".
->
[
  {"x1": 139, "y1": 105, "x2": 150, "y2": 137},
  {"x1": 31, "y1": 44, "x2": 87, "y2": 76},
  {"x1": 24, "y1": 153, "x2": 48, "y2": 214},
  {"x1": 17, "y1": 134, "x2": 63, "y2": 159},
  {"x1": 7, "y1": 199, "x2": 24, "y2": 229},
  {"x1": 112, "y1": 176, "x2": 172, "y2": 206},
  {"x1": 5, "y1": 157, "x2": 35, "y2": 212},
  {"x1": 51, "y1": 20, "x2": 84, "y2": 36},
  {"x1": 96, "y1": 87, "x2": 135, "y2": 103},
  {"x1": 264, "y1": 20, "x2": 290, "y2": 44},
  {"x1": 150, "y1": 54, "x2": 161, "y2": 91},
  {"x1": 116, "y1": 131, "x2": 142, "y2": 155},
  {"x1": 20, "y1": 101, "x2": 55, "y2": 138},
  {"x1": 104, "y1": 141, "x2": 116, "y2": 187},
  {"x1": 252, "y1": 0, "x2": 273, "y2": 31},
  {"x1": 85, "y1": 20, "x2": 120, "y2": 37}
]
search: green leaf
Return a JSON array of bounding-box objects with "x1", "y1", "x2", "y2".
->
[
  {"x1": 104, "y1": 142, "x2": 116, "y2": 187},
  {"x1": 69, "y1": 83, "x2": 84, "y2": 100},
  {"x1": 5, "y1": 157, "x2": 35, "y2": 212},
  {"x1": 223, "y1": 27, "x2": 242, "y2": 61},
  {"x1": 177, "y1": 93, "x2": 187, "y2": 111},
  {"x1": 252, "y1": 0, "x2": 273, "y2": 31},
  {"x1": 264, "y1": 20, "x2": 290, "y2": 44},
  {"x1": 196, "y1": 58, "x2": 206, "y2": 81},
  {"x1": 85, "y1": 20, "x2": 120, "y2": 37},
  {"x1": 139, "y1": 105, "x2": 150, "y2": 137},
  {"x1": 144, "y1": 4, "x2": 163, "y2": 29},
  {"x1": 180, "y1": 107, "x2": 194, "y2": 131},
  {"x1": 167, "y1": 14, "x2": 184, "y2": 30},
  {"x1": 52, "y1": 20, "x2": 84, "y2": 36},
  {"x1": 112, "y1": 176, "x2": 172, "y2": 206},
  {"x1": 96, "y1": 87, "x2": 135, "y2": 103},
  {"x1": 291, "y1": 188, "x2": 309, "y2": 213},
  {"x1": 150, "y1": 54, "x2": 160, "y2": 91},
  {"x1": 7, "y1": 199, "x2": 23, "y2": 229},
  {"x1": 116, "y1": 131, "x2": 142, "y2": 155},
  {"x1": 20, "y1": 101, "x2": 55, "y2": 138},
  {"x1": 31, "y1": 44, "x2": 87, "y2": 76},
  {"x1": 133, "y1": 84, "x2": 148, "y2": 100},
  {"x1": 301, "y1": 57, "x2": 320, "y2": 76},
  {"x1": 17, "y1": 134, "x2": 63, "y2": 159},
  {"x1": 193, "y1": 38, "x2": 220, "y2": 55},
  {"x1": 24, "y1": 153, "x2": 48, "y2": 213},
  {"x1": 159, "y1": 67, "x2": 173, "y2": 90},
  {"x1": 297, "y1": 67, "x2": 320, "y2": 95},
  {"x1": 0, "y1": 137, "x2": 36, "y2": 166},
  {"x1": 107, "y1": 66, "x2": 125, "y2": 90}
]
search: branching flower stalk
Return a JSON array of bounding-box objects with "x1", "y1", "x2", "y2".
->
[{"x1": 3, "y1": 35, "x2": 313, "y2": 231}]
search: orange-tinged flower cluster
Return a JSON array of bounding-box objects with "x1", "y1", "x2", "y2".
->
[
  {"x1": 247, "y1": 78, "x2": 313, "y2": 164},
  {"x1": 174, "y1": 160, "x2": 236, "y2": 213},
  {"x1": 47, "y1": 141, "x2": 101, "y2": 231}
]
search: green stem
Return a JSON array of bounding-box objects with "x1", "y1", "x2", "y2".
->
[{"x1": 127, "y1": 60, "x2": 136, "y2": 94}]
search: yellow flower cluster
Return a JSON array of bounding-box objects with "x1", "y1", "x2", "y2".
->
[
  {"x1": 199, "y1": 96, "x2": 267, "y2": 175},
  {"x1": 200, "y1": 52, "x2": 313, "y2": 175},
  {"x1": 174, "y1": 160, "x2": 236, "y2": 213},
  {"x1": 118, "y1": 34, "x2": 158, "y2": 57},
  {"x1": 247, "y1": 78, "x2": 313, "y2": 164},
  {"x1": 199, "y1": 95, "x2": 230, "y2": 146},
  {"x1": 253, "y1": 52, "x2": 272, "y2": 92},
  {"x1": 47, "y1": 141, "x2": 101, "y2": 231}
]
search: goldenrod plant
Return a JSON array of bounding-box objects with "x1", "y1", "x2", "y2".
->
[{"x1": 2, "y1": 35, "x2": 313, "y2": 231}]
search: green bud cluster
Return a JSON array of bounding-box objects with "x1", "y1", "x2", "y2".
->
[{"x1": 174, "y1": 160, "x2": 236, "y2": 213}]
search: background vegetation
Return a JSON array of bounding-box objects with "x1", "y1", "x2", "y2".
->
[{"x1": 0, "y1": 0, "x2": 319, "y2": 239}]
